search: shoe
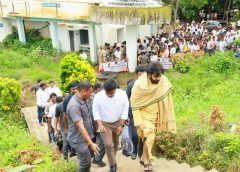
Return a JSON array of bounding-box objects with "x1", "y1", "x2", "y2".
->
[
  {"x1": 122, "y1": 150, "x2": 131, "y2": 157},
  {"x1": 140, "y1": 160, "x2": 144, "y2": 166},
  {"x1": 63, "y1": 153, "x2": 68, "y2": 161},
  {"x1": 69, "y1": 150, "x2": 76, "y2": 157},
  {"x1": 144, "y1": 163, "x2": 153, "y2": 172},
  {"x1": 109, "y1": 164, "x2": 117, "y2": 172},
  {"x1": 131, "y1": 153, "x2": 137, "y2": 160},
  {"x1": 92, "y1": 159, "x2": 106, "y2": 167},
  {"x1": 39, "y1": 122, "x2": 44, "y2": 126}
]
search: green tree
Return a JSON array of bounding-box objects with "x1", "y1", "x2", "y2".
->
[{"x1": 179, "y1": 0, "x2": 208, "y2": 21}]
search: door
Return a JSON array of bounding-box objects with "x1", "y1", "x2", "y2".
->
[
  {"x1": 80, "y1": 29, "x2": 89, "y2": 45},
  {"x1": 69, "y1": 31, "x2": 75, "y2": 51}
]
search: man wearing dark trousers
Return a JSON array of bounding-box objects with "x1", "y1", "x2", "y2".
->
[
  {"x1": 67, "y1": 80, "x2": 99, "y2": 172},
  {"x1": 90, "y1": 83, "x2": 106, "y2": 167},
  {"x1": 126, "y1": 66, "x2": 145, "y2": 161},
  {"x1": 62, "y1": 80, "x2": 79, "y2": 160},
  {"x1": 36, "y1": 82, "x2": 48, "y2": 125}
]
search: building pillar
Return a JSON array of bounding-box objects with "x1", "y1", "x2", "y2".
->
[
  {"x1": 99, "y1": 25, "x2": 104, "y2": 46},
  {"x1": 88, "y1": 23, "x2": 97, "y2": 64},
  {"x1": 16, "y1": 17, "x2": 26, "y2": 43},
  {"x1": 49, "y1": 21, "x2": 60, "y2": 51},
  {"x1": 126, "y1": 25, "x2": 137, "y2": 73},
  {"x1": 0, "y1": 17, "x2": 13, "y2": 43},
  {"x1": 151, "y1": 24, "x2": 158, "y2": 36}
]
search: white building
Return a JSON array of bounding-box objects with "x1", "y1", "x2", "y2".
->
[{"x1": 0, "y1": 0, "x2": 170, "y2": 72}]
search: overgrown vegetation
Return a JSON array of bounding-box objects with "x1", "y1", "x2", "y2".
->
[
  {"x1": 1, "y1": 27, "x2": 61, "y2": 84},
  {"x1": 3, "y1": 27, "x2": 57, "y2": 57},
  {"x1": 0, "y1": 112, "x2": 78, "y2": 171}
]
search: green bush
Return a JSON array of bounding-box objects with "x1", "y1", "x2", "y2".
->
[
  {"x1": 207, "y1": 52, "x2": 239, "y2": 74},
  {"x1": 174, "y1": 58, "x2": 190, "y2": 73},
  {"x1": 153, "y1": 129, "x2": 240, "y2": 172},
  {"x1": 0, "y1": 77, "x2": 21, "y2": 112},
  {"x1": 2, "y1": 27, "x2": 56, "y2": 57},
  {"x1": 60, "y1": 53, "x2": 96, "y2": 93},
  {"x1": 234, "y1": 39, "x2": 240, "y2": 46}
]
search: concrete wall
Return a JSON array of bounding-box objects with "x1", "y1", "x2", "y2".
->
[
  {"x1": 101, "y1": 24, "x2": 118, "y2": 45},
  {"x1": 138, "y1": 25, "x2": 152, "y2": 41},
  {"x1": 0, "y1": 18, "x2": 13, "y2": 43},
  {"x1": 24, "y1": 21, "x2": 50, "y2": 39},
  {"x1": 58, "y1": 26, "x2": 71, "y2": 51},
  {"x1": 11, "y1": 20, "x2": 50, "y2": 39}
]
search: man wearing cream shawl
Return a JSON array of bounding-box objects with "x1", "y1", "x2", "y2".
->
[{"x1": 131, "y1": 62, "x2": 176, "y2": 172}]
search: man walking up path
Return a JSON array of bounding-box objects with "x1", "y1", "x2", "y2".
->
[{"x1": 93, "y1": 79, "x2": 129, "y2": 172}]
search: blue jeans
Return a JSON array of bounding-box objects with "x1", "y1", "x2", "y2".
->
[
  {"x1": 93, "y1": 133, "x2": 105, "y2": 162},
  {"x1": 48, "y1": 127, "x2": 56, "y2": 143},
  {"x1": 37, "y1": 106, "x2": 45, "y2": 123},
  {"x1": 129, "y1": 116, "x2": 143, "y2": 157}
]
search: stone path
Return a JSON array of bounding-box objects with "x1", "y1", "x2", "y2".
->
[{"x1": 22, "y1": 106, "x2": 219, "y2": 172}]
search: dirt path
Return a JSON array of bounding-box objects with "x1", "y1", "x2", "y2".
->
[{"x1": 22, "y1": 106, "x2": 218, "y2": 172}]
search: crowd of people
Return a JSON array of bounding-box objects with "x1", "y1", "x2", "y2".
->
[
  {"x1": 97, "y1": 20, "x2": 240, "y2": 67},
  {"x1": 97, "y1": 42, "x2": 127, "y2": 64},
  {"x1": 32, "y1": 61, "x2": 176, "y2": 172}
]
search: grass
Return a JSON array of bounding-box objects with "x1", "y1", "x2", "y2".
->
[
  {"x1": 0, "y1": 112, "x2": 78, "y2": 171},
  {"x1": 0, "y1": 46, "x2": 60, "y2": 83}
]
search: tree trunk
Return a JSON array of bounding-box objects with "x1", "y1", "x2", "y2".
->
[
  {"x1": 226, "y1": 0, "x2": 232, "y2": 23},
  {"x1": 173, "y1": 0, "x2": 179, "y2": 25},
  {"x1": 222, "y1": 0, "x2": 228, "y2": 21}
]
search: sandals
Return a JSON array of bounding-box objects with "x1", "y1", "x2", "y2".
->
[{"x1": 144, "y1": 163, "x2": 153, "y2": 172}]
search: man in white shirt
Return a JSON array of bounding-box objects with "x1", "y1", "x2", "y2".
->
[
  {"x1": 36, "y1": 82, "x2": 48, "y2": 125},
  {"x1": 93, "y1": 79, "x2": 129, "y2": 172},
  {"x1": 45, "y1": 81, "x2": 62, "y2": 97},
  {"x1": 114, "y1": 47, "x2": 121, "y2": 60},
  {"x1": 150, "y1": 51, "x2": 158, "y2": 62},
  {"x1": 47, "y1": 93, "x2": 57, "y2": 143},
  {"x1": 80, "y1": 49, "x2": 88, "y2": 61},
  {"x1": 218, "y1": 38, "x2": 227, "y2": 52}
]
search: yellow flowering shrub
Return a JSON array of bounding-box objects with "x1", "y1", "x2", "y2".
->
[
  {"x1": 0, "y1": 77, "x2": 21, "y2": 112},
  {"x1": 60, "y1": 53, "x2": 96, "y2": 93}
]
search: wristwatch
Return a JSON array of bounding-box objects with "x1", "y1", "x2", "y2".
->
[{"x1": 120, "y1": 124, "x2": 125, "y2": 128}]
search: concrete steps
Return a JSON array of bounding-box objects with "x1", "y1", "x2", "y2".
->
[{"x1": 22, "y1": 106, "x2": 219, "y2": 172}]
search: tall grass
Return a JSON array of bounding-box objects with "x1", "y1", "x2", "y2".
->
[
  {"x1": 166, "y1": 51, "x2": 240, "y2": 130},
  {"x1": 0, "y1": 46, "x2": 60, "y2": 83}
]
